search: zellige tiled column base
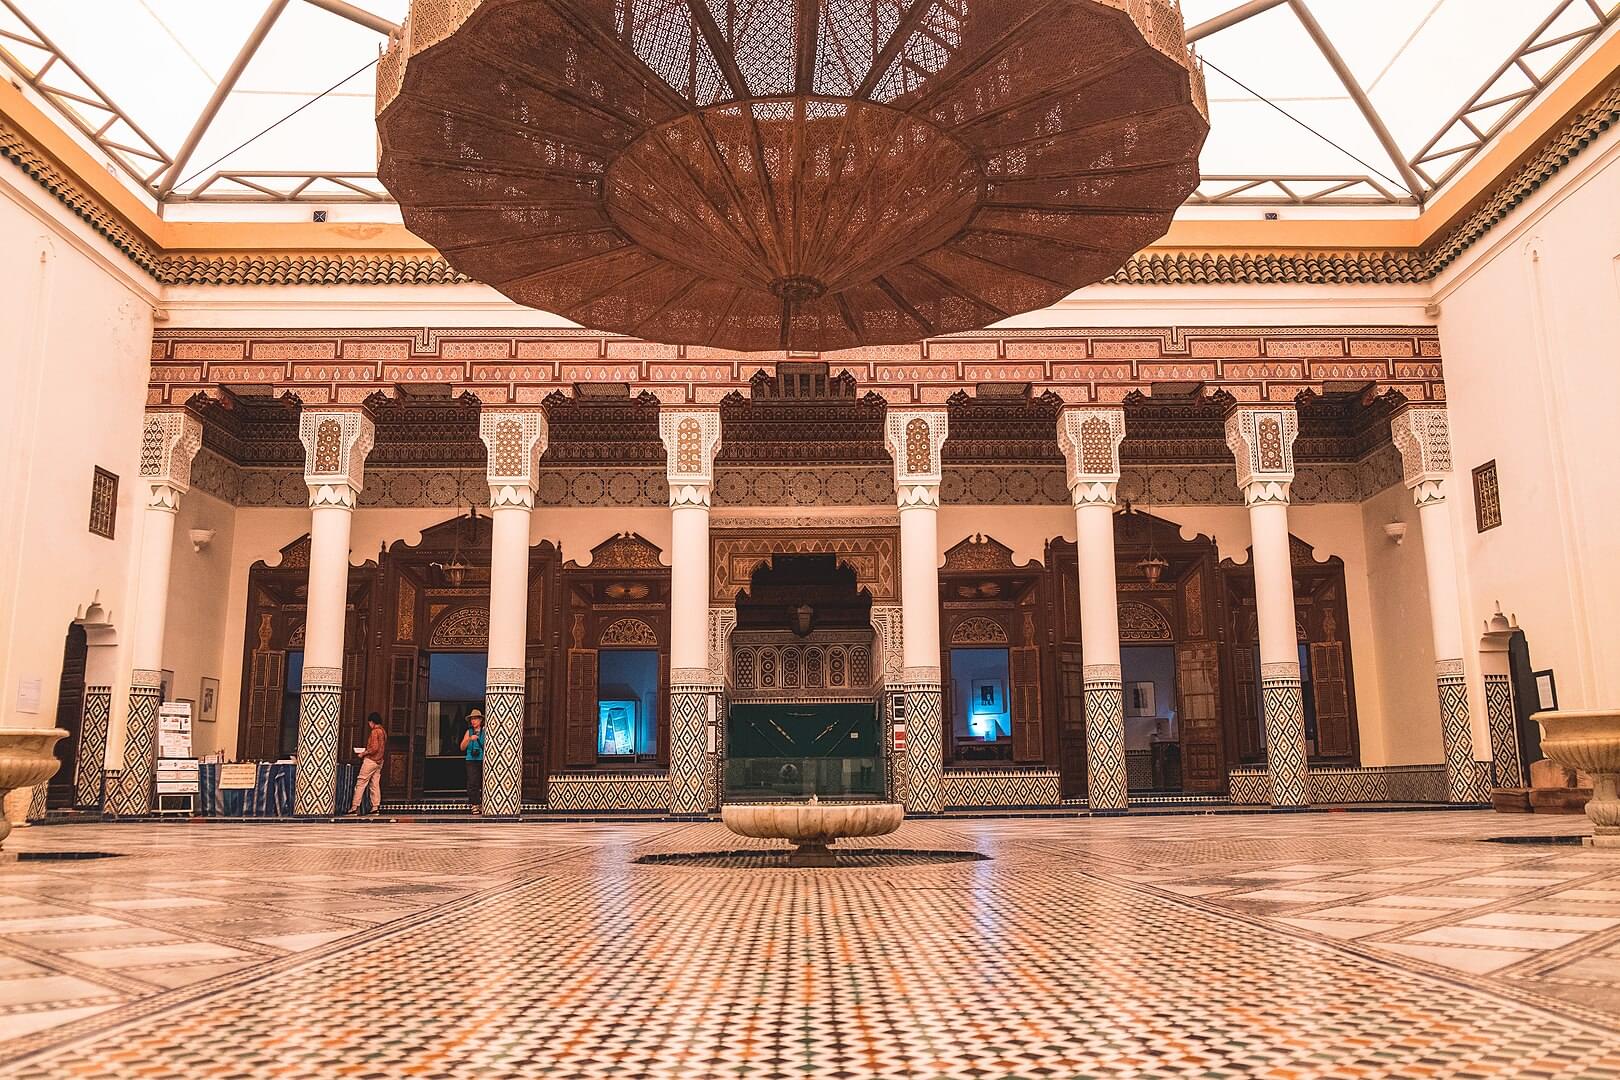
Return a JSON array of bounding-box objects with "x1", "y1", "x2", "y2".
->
[
  {"x1": 1437, "y1": 661, "x2": 1489, "y2": 803},
  {"x1": 901, "y1": 682, "x2": 942, "y2": 815},
  {"x1": 669, "y1": 682, "x2": 715, "y2": 815},
  {"x1": 883, "y1": 690, "x2": 909, "y2": 807},
  {"x1": 75, "y1": 686, "x2": 112, "y2": 808},
  {"x1": 109, "y1": 675, "x2": 162, "y2": 817},
  {"x1": 1482, "y1": 672, "x2": 1524, "y2": 789},
  {"x1": 292, "y1": 668, "x2": 344, "y2": 816},
  {"x1": 483, "y1": 673, "x2": 525, "y2": 817},
  {"x1": 1261, "y1": 662, "x2": 1310, "y2": 808},
  {"x1": 1083, "y1": 665, "x2": 1127, "y2": 812}
]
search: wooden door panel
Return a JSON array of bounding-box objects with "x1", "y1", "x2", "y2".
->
[
  {"x1": 1176, "y1": 641, "x2": 1224, "y2": 793},
  {"x1": 1310, "y1": 641, "x2": 1352, "y2": 758},
  {"x1": 1057, "y1": 648, "x2": 1086, "y2": 798},
  {"x1": 1010, "y1": 645, "x2": 1043, "y2": 763},
  {"x1": 565, "y1": 648, "x2": 598, "y2": 767}
]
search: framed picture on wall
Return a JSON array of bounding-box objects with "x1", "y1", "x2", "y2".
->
[
  {"x1": 160, "y1": 669, "x2": 175, "y2": 703},
  {"x1": 970, "y1": 679, "x2": 1004, "y2": 714},
  {"x1": 199, "y1": 677, "x2": 220, "y2": 723},
  {"x1": 1125, "y1": 681, "x2": 1157, "y2": 717},
  {"x1": 1534, "y1": 670, "x2": 1558, "y2": 712}
]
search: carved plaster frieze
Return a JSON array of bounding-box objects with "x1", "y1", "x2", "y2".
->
[
  {"x1": 1057, "y1": 407, "x2": 1126, "y2": 500},
  {"x1": 479, "y1": 409, "x2": 548, "y2": 509},
  {"x1": 299, "y1": 410, "x2": 375, "y2": 507},
  {"x1": 658, "y1": 410, "x2": 723, "y2": 501},
  {"x1": 139, "y1": 410, "x2": 203, "y2": 508},
  {"x1": 884, "y1": 409, "x2": 949, "y2": 499},
  {"x1": 1226, "y1": 405, "x2": 1298, "y2": 505}
]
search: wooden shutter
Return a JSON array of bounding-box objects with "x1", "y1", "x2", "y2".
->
[
  {"x1": 386, "y1": 650, "x2": 416, "y2": 796},
  {"x1": 1175, "y1": 642, "x2": 1224, "y2": 792},
  {"x1": 1231, "y1": 645, "x2": 1262, "y2": 761},
  {"x1": 246, "y1": 648, "x2": 286, "y2": 762},
  {"x1": 1056, "y1": 647, "x2": 1086, "y2": 799},
  {"x1": 565, "y1": 648, "x2": 598, "y2": 767},
  {"x1": 524, "y1": 645, "x2": 547, "y2": 796},
  {"x1": 1010, "y1": 645, "x2": 1043, "y2": 763},
  {"x1": 1310, "y1": 642, "x2": 1352, "y2": 758}
]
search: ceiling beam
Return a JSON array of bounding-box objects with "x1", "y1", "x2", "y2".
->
[
  {"x1": 302, "y1": 0, "x2": 399, "y2": 36},
  {"x1": 1286, "y1": 0, "x2": 1426, "y2": 199},
  {"x1": 1185, "y1": 0, "x2": 1288, "y2": 44},
  {"x1": 156, "y1": 0, "x2": 292, "y2": 198}
]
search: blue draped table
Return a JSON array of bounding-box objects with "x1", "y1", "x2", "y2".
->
[{"x1": 195, "y1": 763, "x2": 295, "y2": 817}]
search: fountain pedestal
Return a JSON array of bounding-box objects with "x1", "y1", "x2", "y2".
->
[
  {"x1": 1536, "y1": 711, "x2": 1620, "y2": 848},
  {"x1": 0, "y1": 729, "x2": 67, "y2": 851},
  {"x1": 722, "y1": 799, "x2": 903, "y2": 866}
]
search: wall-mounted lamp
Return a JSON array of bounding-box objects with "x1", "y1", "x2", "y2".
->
[
  {"x1": 189, "y1": 528, "x2": 217, "y2": 553},
  {"x1": 1382, "y1": 521, "x2": 1408, "y2": 546}
]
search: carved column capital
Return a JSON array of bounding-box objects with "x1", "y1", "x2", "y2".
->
[
  {"x1": 479, "y1": 409, "x2": 549, "y2": 510},
  {"x1": 885, "y1": 408, "x2": 948, "y2": 507},
  {"x1": 139, "y1": 410, "x2": 203, "y2": 512},
  {"x1": 1390, "y1": 404, "x2": 1453, "y2": 505},
  {"x1": 1225, "y1": 405, "x2": 1298, "y2": 506},
  {"x1": 299, "y1": 410, "x2": 375, "y2": 509},
  {"x1": 1057, "y1": 406, "x2": 1125, "y2": 507},
  {"x1": 658, "y1": 408, "x2": 722, "y2": 508}
]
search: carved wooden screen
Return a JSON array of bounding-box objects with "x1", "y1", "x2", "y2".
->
[
  {"x1": 49, "y1": 624, "x2": 87, "y2": 807},
  {"x1": 1056, "y1": 648, "x2": 1086, "y2": 799},
  {"x1": 1175, "y1": 642, "x2": 1224, "y2": 792},
  {"x1": 1230, "y1": 643, "x2": 1262, "y2": 762},
  {"x1": 1310, "y1": 642, "x2": 1352, "y2": 758},
  {"x1": 386, "y1": 650, "x2": 417, "y2": 798},
  {"x1": 524, "y1": 645, "x2": 548, "y2": 796},
  {"x1": 1010, "y1": 645, "x2": 1043, "y2": 763}
]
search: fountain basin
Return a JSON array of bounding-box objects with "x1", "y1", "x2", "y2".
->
[
  {"x1": 0, "y1": 728, "x2": 67, "y2": 851},
  {"x1": 1536, "y1": 710, "x2": 1620, "y2": 848},
  {"x1": 722, "y1": 800, "x2": 903, "y2": 866}
]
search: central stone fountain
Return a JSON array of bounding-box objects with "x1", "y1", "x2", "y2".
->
[
  {"x1": 1536, "y1": 710, "x2": 1620, "y2": 848},
  {"x1": 722, "y1": 797, "x2": 903, "y2": 866}
]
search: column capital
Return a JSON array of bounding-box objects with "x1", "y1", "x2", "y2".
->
[
  {"x1": 1225, "y1": 404, "x2": 1298, "y2": 505},
  {"x1": 885, "y1": 407, "x2": 948, "y2": 505},
  {"x1": 139, "y1": 410, "x2": 203, "y2": 511},
  {"x1": 1057, "y1": 406, "x2": 1125, "y2": 507},
  {"x1": 479, "y1": 409, "x2": 549, "y2": 510},
  {"x1": 1390, "y1": 404, "x2": 1453, "y2": 504},
  {"x1": 659, "y1": 408, "x2": 722, "y2": 508},
  {"x1": 300, "y1": 409, "x2": 375, "y2": 509}
]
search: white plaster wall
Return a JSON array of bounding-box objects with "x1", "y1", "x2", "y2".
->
[
  {"x1": 162, "y1": 490, "x2": 236, "y2": 748},
  {"x1": 1434, "y1": 125, "x2": 1620, "y2": 712},
  {"x1": 1358, "y1": 482, "x2": 1441, "y2": 766},
  {"x1": 0, "y1": 175, "x2": 155, "y2": 761}
]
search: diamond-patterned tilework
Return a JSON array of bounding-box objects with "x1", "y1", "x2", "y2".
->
[
  {"x1": 942, "y1": 768, "x2": 1060, "y2": 808},
  {"x1": 547, "y1": 772, "x2": 670, "y2": 812},
  {"x1": 108, "y1": 686, "x2": 160, "y2": 817},
  {"x1": 74, "y1": 688, "x2": 111, "y2": 809},
  {"x1": 1, "y1": 813, "x2": 1619, "y2": 1077},
  {"x1": 1439, "y1": 672, "x2": 1489, "y2": 803},
  {"x1": 1084, "y1": 682, "x2": 1127, "y2": 810},
  {"x1": 668, "y1": 689, "x2": 710, "y2": 815},
  {"x1": 291, "y1": 685, "x2": 342, "y2": 816},
  {"x1": 902, "y1": 685, "x2": 942, "y2": 814},
  {"x1": 481, "y1": 688, "x2": 523, "y2": 816},
  {"x1": 1484, "y1": 673, "x2": 1524, "y2": 789},
  {"x1": 1262, "y1": 674, "x2": 1309, "y2": 807}
]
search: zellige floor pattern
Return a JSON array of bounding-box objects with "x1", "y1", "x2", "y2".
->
[{"x1": 0, "y1": 811, "x2": 1617, "y2": 1078}]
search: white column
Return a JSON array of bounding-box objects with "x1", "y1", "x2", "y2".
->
[
  {"x1": 885, "y1": 409, "x2": 949, "y2": 814},
  {"x1": 479, "y1": 410, "x2": 548, "y2": 817},
  {"x1": 659, "y1": 410, "x2": 723, "y2": 815},
  {"x1": 108, "y1": 411, "x2": 202, "y2": 817},
  {"x1": 1392, "y1": 404, "x2": 1488, "y2": 803},
  {"x1": 1059, "y1": 408, "x2": 1128, "y2": 811},
  {"x1": 1226, "y1": 406, "x2": 1310, "y2": 808},
  {"x1": 292, "y1": 410, "x2": 375, "y2": 816}
]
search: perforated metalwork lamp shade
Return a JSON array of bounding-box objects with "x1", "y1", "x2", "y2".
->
[{"x1": 378, "y1": 0, "x2": 1208, "y2": 352}]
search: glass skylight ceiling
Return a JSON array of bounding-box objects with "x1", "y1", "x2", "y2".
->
[{"x1": 0, "y1": 0, "x2": 1614, "y2": 216}]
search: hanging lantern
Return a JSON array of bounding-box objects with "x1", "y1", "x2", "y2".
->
[
  {"x1": 377, "y1": 0, "x2": 1208, "y2": 352},
  {"x1": 1136, "y1": 553, "x2": 1168, "y2": 585}
]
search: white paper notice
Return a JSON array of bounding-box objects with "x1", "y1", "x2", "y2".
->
[{"x1": 16, "y1": 678, "x2": 41, "y2": 714}]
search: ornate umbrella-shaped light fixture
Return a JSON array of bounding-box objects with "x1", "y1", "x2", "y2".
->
[{"x1": 378, "y1": 0, "x2": 1207, "y2": 352}]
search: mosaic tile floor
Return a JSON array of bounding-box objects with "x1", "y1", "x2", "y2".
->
[{"x1": 1, "y1": 812, "x2": 1617, "y2": 1078}]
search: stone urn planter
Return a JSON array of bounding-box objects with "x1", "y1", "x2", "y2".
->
[
  {"x1": 1535, "y1": 711, "x2": 1620, "y2": 848},
  {"x1": 722, "y1": 798, "x2": 903, "y2": 866},
  {"x1": 0, "y1": 729, "x2": 67, "y2": 850}
]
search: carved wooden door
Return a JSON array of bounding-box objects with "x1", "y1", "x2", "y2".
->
[
  {"x1": 1010, "y1": 645, "x2": 1043, "y2": 763},
  {"x1": 565, "y1": 640, "x2": 598, "y2": 768},
  {"x1": 1056, "y1": 647, "x2": 1086, "y2": 799},
  {"x1": 244, "y1": 611, "x2": 287, "y2": 763},
  {"x1": 1175, "y1": 642, "x2": 1224, "y2": 792}
]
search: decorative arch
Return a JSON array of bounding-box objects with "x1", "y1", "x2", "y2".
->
[
  {"x1": 286, "y1": 621, "x2": 307, "y2": 649},
  {"x1": 950, "y1": 615, "x2": 1010, "y2": 646},
  {"x1": 600, "y1": 617, "x2": 658, "y2": 647},
  {"x1": 429, "y1": 605, "x2": 489, "y2": 649},
  {"x1": 1117, "y1": 601, "x2": 1174, "y2": 642}
]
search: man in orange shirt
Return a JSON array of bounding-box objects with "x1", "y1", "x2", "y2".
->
[{"x1": 346, "y1": 713, "x2": 387, "y2": 816}]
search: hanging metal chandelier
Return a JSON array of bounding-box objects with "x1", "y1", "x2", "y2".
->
[{"x1": 377, "y1": 1, "x2": 1208, "y2": 352}]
